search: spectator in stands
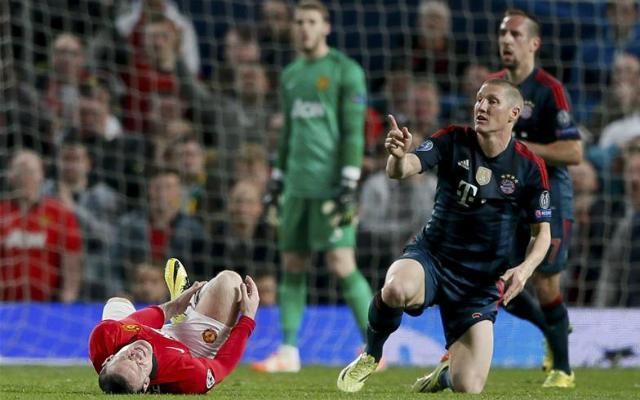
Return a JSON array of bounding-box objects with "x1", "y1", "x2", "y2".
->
[
  {"x1": 43, "y1": 135, "x2": 125, "y2": 299},
  {"x1": 399, "y1": 0, "x2": 485, "y2": 94},
  {"x1": 215, "y1": 25, "x2": 261, "y2": 96},
  {"x1": 130, "y1": 262, "x2": 169, "y2": 304},
  {"x1": 209, "y1": 180, "x2": 279, "y2": 297},
  {"x1": 357, "y1": 132, "x2": 437, "y2": 287},
  {"x1": 412, "y1": 79, "x2": 441, "y2": 138},
  {"x1": 596, "y1": 139, "x2": 640, "y2": 307},
  {"x1": 171, "y1": 135, "x2": 210, "y2": 217},
  {"x1": 121, "y1": 15, "x2": 180, "y2": 132},
  {"x1": 450, "y1": 63, "x2": 491, "y2": 124},
  {"x1": 111, "y1": 168, "x2": 208, "y2": 293},
  {"x1": 382, "y1": 68, "x2": 415, "y2": 128},
  {"x1": 115, "y1": 0, "x2": 200, "y2": 75},
  {"x1": 565, "y1": 160, "x2": 607, "y2": 305},
  {"x1": 571, "y1": 0, "x2": 640, "y2": 120},
  {"x1": 234, "y1": 143, "x2": 270, "y2": 195},
  {"x1": 75, "y1": 77, "x2": 123, "y2": 142},
  {"x1": 40, "y1": 33, "x2": 87, "y2": 142},
  {"x1": 589, "y1": 51, "x2": 640, "y2": 140},
  {"x1": 259, "y1": 0, "x2": 295, "y2": 87},
  {"x1": 147, "y1": 90, "x2": 192, "y2": 166},
  {"x1": 0, "y1": 150, "x2": 82, "y2": 302}
]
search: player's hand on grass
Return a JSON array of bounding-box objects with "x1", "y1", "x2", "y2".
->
[
  {"x1": 385, "y1": 114, "x2": 413, "y2": 159},
  {"x1": 500, "y1": 265, "x2": 533, "y2": 306},
  {"x1": 263, "y1": 169, "x2": 284, "y2": 226},
  {"x1": 240, "y1": 276, "x2": 260, "y2": 319},
  {"x1": 163, "y1": 281, "x2": 205, "y2": 319}
]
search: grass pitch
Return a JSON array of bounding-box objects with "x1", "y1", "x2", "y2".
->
[{"x1": 1, "y1": 365, "x2": 638, "y2": 399}]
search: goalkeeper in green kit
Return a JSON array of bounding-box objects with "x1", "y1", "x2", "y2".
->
[{"x1": 251, "y1": 0, "x2": 373, "y2": 373}]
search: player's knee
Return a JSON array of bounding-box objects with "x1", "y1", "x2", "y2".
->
[
  {"x1": 215, "y1": 270, "x2": 243, "y2": 288},
  {"x1": 451, "y1": 370, "x2": 486, "y2": 394},
  {"x1": 282, "y1": 252, "x2": 309, "y2": 273},
  {"x1": 381, "y1": 280, "x2": 408, "y2": 308}
]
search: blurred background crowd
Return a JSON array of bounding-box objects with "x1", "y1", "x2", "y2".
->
[{"x1": 1, "y1": 0, "x2": 639, "y2": 308}]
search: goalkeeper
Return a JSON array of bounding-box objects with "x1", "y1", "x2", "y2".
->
[
  {"x1": 89, "y1": 259, "x2": 258, "y2": 394},
  {"x1": 252, "y1": 0, "x2": 373, "y2": 373}
]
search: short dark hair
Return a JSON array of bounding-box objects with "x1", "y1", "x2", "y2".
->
[
  {"x1": 296, "y1": 0, "x2": 330, "y2": 22},
  {"x1": 504, "y1": 8, "x2": 540, "y2": 38},
  {"x1": 483, "y1": 78, "x2": 524, "y2": 108},
  {"x1": 98, "y1": 369, "x2": 141, "y2": 394}
]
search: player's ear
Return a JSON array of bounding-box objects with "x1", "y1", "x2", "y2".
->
[
  {"x1": 509, "y1": 104, "x2": 521, "y2": 122},
  {"x1": 142, "y1": 376, "x2": 151, "y2": 392}
]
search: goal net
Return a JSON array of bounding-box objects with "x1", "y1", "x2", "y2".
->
[{"x1": 1, "y1": 0, "x2": 639, "y2": 368}]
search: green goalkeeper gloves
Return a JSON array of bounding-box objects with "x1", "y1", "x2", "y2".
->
[{"x1": 322, "y1": 169, "x2": 359, "y2": 228}]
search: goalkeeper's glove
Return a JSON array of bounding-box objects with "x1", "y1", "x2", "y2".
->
[
  {"x1": 322, "y1": 168, "x2": 360, "y2": 228},
  {"x1": 263, "y1": 168, "x2": 284, "y2": 226}
]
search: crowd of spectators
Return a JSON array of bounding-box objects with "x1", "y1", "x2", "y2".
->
[{"x1": 1, "y1": 0, "x2": 639, "y2": 307}]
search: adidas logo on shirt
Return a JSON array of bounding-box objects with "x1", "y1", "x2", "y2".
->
[{"x1": 458, "y1": 159, "x2": 470, "y2": 170}]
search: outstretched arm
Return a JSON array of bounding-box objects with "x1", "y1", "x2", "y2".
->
[
  {"x1": 501, "y1": 222, "x2": 551, "y2": 305},
  {"x1": 385, "y1": 115, "x2": 422, "y2": 179}
]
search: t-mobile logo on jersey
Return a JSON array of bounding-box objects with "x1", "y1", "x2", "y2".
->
[
  {"x1": 456, "y1": 180, "x2": 478, "y2": 208},
  {"x1": 291, "y1": 99, "x2": 325, "y2": 119}
]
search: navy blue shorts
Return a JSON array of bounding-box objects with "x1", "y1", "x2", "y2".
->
[
  {"x1": 513, "y1": 216, "x2": 572, "y2": 274},
  {"x1": 399, "y1": 242, "x2": 504, "y2": 348}
]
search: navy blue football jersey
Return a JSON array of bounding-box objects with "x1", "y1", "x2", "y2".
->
[
  {"x1": 412, "y1": 125, "x2": 551, "y2": 277},
  {"x1": 489, "y1": 68, "x2": 579, "y2": 219}
]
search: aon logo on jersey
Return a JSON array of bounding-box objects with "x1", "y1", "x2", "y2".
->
[{"x1": 291, "y1": 99, "x2": 325, "y2": 119}]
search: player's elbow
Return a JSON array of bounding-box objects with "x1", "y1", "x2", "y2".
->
[{"x1": 566, "y1": 141, "x2": 583, "y2": 165}]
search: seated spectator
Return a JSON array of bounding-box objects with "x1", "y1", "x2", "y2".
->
[
  {"x1": 42, "y1": 135, "x2": 125, "y2": 299},
  {"x1": 209, "y1": 180, "x2": 279, "y2": 287},
  {"x1": 115, "y1": 0, "x2": 200, "y2": 75},
  {"x1": 598, "y1": 109, "x2": 640, "y2": 151},
  {"x1": 596, "y1": 139, "x2": 640, "y2": 307},
  {"x1": 412, "y1": 78, "x2": 441, "y2": 138},
  {"x1": 121, "y1": 15, "x2": 180, "y2": 132},
  {"x1": 571, "y1": 0, "x2": 640, "y2": 119},
  {"x1": 111, "y1": 168, "x2": 208, "y2": 293},
  {"x1": 259, "y1": 0, "x2": 295, "y2": 87},
  {"x1": 357, "y1": 133, "x2": 437, "y2": 287},
  {"x1": 146, "y1": 90, "x2": 192, "y2": 165},
  {"x1": 234, "y1": 143, "x2": 270, "y2": 195},
  {"x1": 75, "y1": 77, "x2": 123, "y2": 143},
  {"x1": 450, "y1": 63, "x2": 490, "y2": 124},
  {"x1": 39, "y1": 33, "x2": 88, "y2": 141},
  {"x1": 0, "y1": 150, "x2": 82, "y2": 302},
  {"x1": 130, "y1": 262, "x2": 169, "y2": 304},
  {"x1": 395, "y1": 0, "x2": 486, "y2": 94},
  {"x1": 588, "y1": 51, "x2": 640, "y2": 140},
  {"x1": 214, "y1": 25, "x2": 261, "y2": 96}
]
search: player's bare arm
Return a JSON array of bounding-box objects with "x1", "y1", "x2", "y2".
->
[
  {"x1": 160, "y1": 281, "x2": 206, "y2": 320},
  {"x1": 521, "y1": 139, "x2": 583, "y2": 166},
  {"x1": 385, "y1": 114, "x2": 421, "y2": 179},
  {"x1": 500, "y1": 221, "x2": 551, "y2": 305}
]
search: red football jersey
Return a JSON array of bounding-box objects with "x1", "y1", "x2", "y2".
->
[
  {"x1": 0, "y1": 197, "x2": 82, "y2": 301},
  {"x1": 88, "y1": 306, "x2": 255, "y2": 394}
]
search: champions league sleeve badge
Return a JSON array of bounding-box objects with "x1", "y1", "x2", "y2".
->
[{"x1": 417, "y1": 140, "x2": 434, "y2": 152}]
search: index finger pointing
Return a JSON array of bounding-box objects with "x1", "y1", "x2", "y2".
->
[{"x1": 387, "y1": 114, "x2": 399, "y2": 131}]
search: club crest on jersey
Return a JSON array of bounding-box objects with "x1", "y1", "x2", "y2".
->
[
  {"x1": 475, "y1": 166, "x2": 492, "y2": 186},
  {"x1": 316, "y1": 76, "x2": 330, "y2": 91},
  {"x1": 202, "y1": 328, "x2": 218, "y2": 344},
  {"x1": 499, "y1": 174, "x2": 519, "y2": 194},
  {"x1": 417, "y1": 140, "x2": 433, "y2": 152},
  {"x1": 521, "y1": 100, "x2": 535, "y2": 119},
  {"x1": 206, "y1": 369, "x2": 215, "y2": 389},
  {"x1": 540, "y1": 190, "x2": 551, "y2": 209},
  {"x1": 123, "y1": 324, "x2": 141, "y2": 332}
]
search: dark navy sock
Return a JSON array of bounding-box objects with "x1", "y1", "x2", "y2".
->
[
  {"x1": 542, "y1": 297, "x2": 571, "y2": 374},
  {"x1": 365, "y1": 291, "x2": 403, "y2": 362},
  {"x1": 503, "y1": 290, "x2": 548, "y2": 333}
]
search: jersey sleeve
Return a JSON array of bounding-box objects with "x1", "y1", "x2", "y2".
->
[
  {"x1": 547, "y1": 83, "x2": 580, "y2": 140},
  {"x1": 122, "y1": 306, "x2": 165, "y2": 328},
  {"x1": 173, "y1": 316, "x2": 256, "y2": 394},
  {"x1": 412, "y1": 126, "x2": 456, "y2": 172},
  {"x1": 338, "y1": 61, "x2": 367, "y2": 170},
  {"x1": 522, "y1": 156, "x2": 552, "y2": 224}
]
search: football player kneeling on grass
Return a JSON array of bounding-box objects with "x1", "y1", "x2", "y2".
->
[{"x1": 89, "y1": 259, "x2": 259, "y2": 394}]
